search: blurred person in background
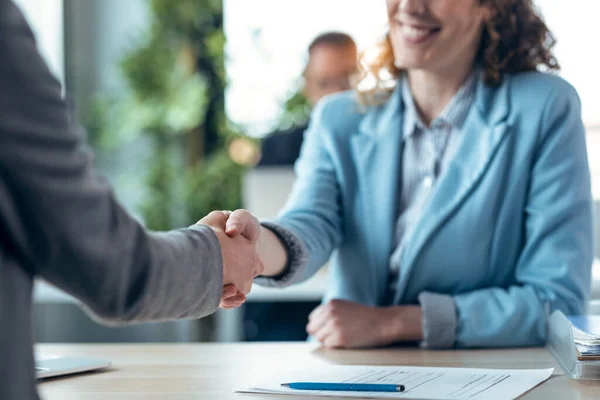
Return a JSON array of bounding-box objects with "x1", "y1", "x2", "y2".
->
[
  {"x1": 229, "y1": 0, "x2": 593, "y2": 349},
  {"x1": 258, "y1": 31, "x2": 358, "y2": 166},
  {"x1": 0, "y1": 2, "x2": 260, "y2": 399}
]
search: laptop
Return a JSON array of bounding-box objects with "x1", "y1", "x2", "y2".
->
[{"x1": 35, "y1": 354, "x2": 111, "y2": 379}]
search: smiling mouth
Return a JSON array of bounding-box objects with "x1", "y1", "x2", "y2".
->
[{"x1": 395, "y1": 20, "x2": 441, "y2": 44}]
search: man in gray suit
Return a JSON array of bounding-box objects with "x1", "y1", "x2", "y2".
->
[{"x1": 0, "y1": 1, "x2": 263, "y2": 399}]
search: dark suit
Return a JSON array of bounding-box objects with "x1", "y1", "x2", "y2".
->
[
  {"x1": 258, "y1": 123, "x2": 308, "y2": 166},
  {"x1": 0, "y1": 2, "x2": 223, "y2": 398}
]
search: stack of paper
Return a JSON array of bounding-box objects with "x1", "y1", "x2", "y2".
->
[
  {"x1": 238, "y1": 365, "x2": 553, "y2": 400},
  {"x1": 569, "y1": 315, "x2": 600, "y2": 358}
]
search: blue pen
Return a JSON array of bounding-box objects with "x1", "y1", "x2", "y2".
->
[{"x1": 281, "y1": 382, "x2": 405, "y2": 392}]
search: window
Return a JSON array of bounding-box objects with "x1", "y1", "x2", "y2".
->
[
  {"x1": 534, "y1": 1, "x2": 600, "y2": 204},
  {"x1": 12, "y1": 0, "x2": 64, "y2": 84},
  {"x1": 536, "y1": 1, "x2": 600, "y2": 128},
  {"x1": 224, "y1": 0, "x2": 387, "y2": 137}
]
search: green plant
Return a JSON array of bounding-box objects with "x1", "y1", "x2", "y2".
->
[
  {"x1": 275, "y1": 85, "x2": 311, "y2": 131},
  {"x1": 90, "y1": 0, "x2": 254, "y2": 230}
]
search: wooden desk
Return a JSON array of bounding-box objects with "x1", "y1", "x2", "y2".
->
[{"x1": 37, "y1": 343, "x2": 600, "y2": 399}]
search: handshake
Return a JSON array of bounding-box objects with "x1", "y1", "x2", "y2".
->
[{"x1": 197, "y1": 209, "x2": 264, "y2": 309}]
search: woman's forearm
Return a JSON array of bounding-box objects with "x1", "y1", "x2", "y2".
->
[{"x1": 257, "y1": 226, "x2": 289, "y2": 277}]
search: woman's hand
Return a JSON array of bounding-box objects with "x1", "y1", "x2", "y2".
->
[
  {"x1": 306, "y1": 299, "x2": 423, "y2": 348},
  {"x1": 227, "y1": 209, "x2": 289, "y2": 278}
]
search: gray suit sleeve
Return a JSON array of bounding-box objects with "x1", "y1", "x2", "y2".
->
[{"x1": 0, "y1": 1, "x2": 222, "y2": 323}]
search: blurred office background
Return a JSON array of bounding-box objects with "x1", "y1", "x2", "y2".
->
[{"x1": 18, "y1": 0, "x2": 600, "y2": 344}]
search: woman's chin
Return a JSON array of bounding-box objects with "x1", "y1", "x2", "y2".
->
[{"x1": 393, "y1": 57, "x2": 430, "y2": 71}]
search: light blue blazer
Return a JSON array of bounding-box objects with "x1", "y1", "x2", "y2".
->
[{"x1": 276, "y1": 71, "x2": 593, "y2": 348}]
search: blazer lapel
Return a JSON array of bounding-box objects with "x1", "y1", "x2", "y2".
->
[
  {"x1": 351, "y1": 86, "x2": 405, "y2": 303},
  {"x1": 394, "y1": 76, "x2": 513, "y2": 302}
]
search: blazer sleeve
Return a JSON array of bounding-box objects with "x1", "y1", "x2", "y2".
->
[
  {"x1": 0, "y1": 1, "x2": 223, "y2": 324},
  {"x1": 256, "y1": 99, "x2": 344, "y2": 287},
  {"x1": 451, "y1": 81, "x2": 593, "y2": 347}
]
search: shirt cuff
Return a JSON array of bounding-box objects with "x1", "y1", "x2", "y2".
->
[
  {"x1": 418, "y1": 292, "x2": 457, "y2": 349},
  {"x1": 253, "y1": 221, "x2": 308, "y2": 288}
]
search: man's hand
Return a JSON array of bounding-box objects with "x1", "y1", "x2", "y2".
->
[
  {"x1": 220, "y1": 209, "x2": 261, "y2": 308},
  {"x1": 197, "y1": 211, "x2": 264, "y2": 308},
  {"x1": 219, "y1": 284, "x2": 246, "y2": 309},
  {"x1": 306, "y1": 299, "x2": 423, "y2": 348}
]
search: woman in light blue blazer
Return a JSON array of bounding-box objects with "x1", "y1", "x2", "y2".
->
[{"x1": 227, "y1": 0, "x2": 593, "y2": 348}]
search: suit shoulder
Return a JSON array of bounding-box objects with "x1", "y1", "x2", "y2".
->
[
  {"x1": 310, "y1": 90, "x2": 366, "y2": 136},
  {"x1": 509, "y1": 71, "x2": 579, "y2": 102}
]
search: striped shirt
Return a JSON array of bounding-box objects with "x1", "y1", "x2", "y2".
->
[{"x1": 388, "y1": 72, "x2": 478, "y2": 288}]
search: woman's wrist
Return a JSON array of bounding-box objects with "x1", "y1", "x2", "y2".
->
[
  {"x1": 257, "y1": 226, "x2": 288, "y2": 277},
  {"x1": 378, "y1": 305, "x2": 424, "y2": 343}
]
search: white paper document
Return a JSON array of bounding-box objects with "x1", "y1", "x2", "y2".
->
[{"x1": 238, "y1": 365, "x2": 554, "y2": 400}]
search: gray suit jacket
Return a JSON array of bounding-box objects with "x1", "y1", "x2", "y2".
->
[{"x1": 0, "y1": 2, "x2": 223, "y2": 398}]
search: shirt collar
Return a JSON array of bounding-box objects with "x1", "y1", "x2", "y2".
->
[{"x1": 401, "y1": 69, "x2": 479, "y2": 139}]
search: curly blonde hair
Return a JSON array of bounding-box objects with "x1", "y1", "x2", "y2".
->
[{"x1": 356, "y1": 0, "x2": 559, "y2": 104}]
